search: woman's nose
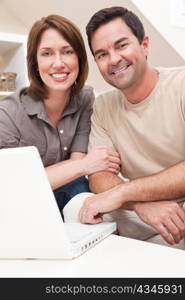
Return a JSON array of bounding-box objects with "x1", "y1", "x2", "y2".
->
[{"x1": 52, "y1": 55, "x2": 65, "y2": 68}]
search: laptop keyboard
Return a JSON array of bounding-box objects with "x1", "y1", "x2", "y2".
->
[{"x1": 65, "y1": 223, "x2": 93, "y2": 244}]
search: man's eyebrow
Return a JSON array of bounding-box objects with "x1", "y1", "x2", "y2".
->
[
  {"x1": 94, "y1": 49, "x2": 105, "y2": 57},
  {"x1": 94, "y1": 37, "x2": 129, "y2": 56},
  {"x1": 114, "y1": 37, "x2": 129, "y2": 46}
]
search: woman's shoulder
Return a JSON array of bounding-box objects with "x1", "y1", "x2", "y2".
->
[
  {"x1": 0, "y1": 88, "x2": 25, "y2": 110},
  {"x1": 79, "y1": 84, "x2": 94, "y2": 97},
  {"x1": 75, "y1": 85, "x2": 95, "y2": 105},
  {"x1": 0, "y1": 88, "x2": 32, "y2": 119}
]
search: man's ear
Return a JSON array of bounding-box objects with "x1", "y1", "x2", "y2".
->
[{"x1": 141, "y1": 36, "x2": 149, "y2": 56}]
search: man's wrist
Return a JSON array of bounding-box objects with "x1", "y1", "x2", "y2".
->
[{"x1": 121, "y1": 201, "x2": 141, "y2": 211}]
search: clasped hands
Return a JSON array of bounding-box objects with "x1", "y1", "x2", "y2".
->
[{"x1": 79, "y1": 192, "x2": 185, "y2": 245}]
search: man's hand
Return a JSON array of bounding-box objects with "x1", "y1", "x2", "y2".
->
[
  {"x1": 133, "y1": 201, "x2": 185, "y2": 245},
  {"x1": 79, "y1": 186, "x2": 123, "y2": 224}
]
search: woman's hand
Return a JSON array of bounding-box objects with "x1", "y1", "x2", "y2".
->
[{"x1": 82, "y1": 145, "x2": 121, "y2": 175}]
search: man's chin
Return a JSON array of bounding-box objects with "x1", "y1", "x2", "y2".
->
[
  {"x1": 105, "y1": 74, "x2": 134, "y2": 90},
  {"x1": 106, "y1": 80, "x2": 127, "y2": 90}
]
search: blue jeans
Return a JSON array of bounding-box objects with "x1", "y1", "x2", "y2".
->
[{"x1": 53, "y1": 176, "x2": 90, "y2": 217}]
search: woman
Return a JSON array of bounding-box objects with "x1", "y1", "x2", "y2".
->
[{"x1": 0, "y1": 15, "x2": 120, "y2": 214}]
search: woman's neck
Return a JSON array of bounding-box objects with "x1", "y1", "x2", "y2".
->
[{"x1": 44, "y1": 89, "x2": 71, "y2": 127}]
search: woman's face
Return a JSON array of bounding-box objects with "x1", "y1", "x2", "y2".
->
[{"x1": 37, "y1": 28, "x2": 79, "y2": 96}]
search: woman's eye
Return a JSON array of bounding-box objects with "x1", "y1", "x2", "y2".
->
[
  {"x1": 41, "y1": 51, "x2": 51, "y2": 56},
  {"x1": 64, "y1": 49, "x2": 74, "y2": 55}
]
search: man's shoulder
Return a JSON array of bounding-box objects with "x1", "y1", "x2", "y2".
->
[
  {"x1": 158, "y1": 65, "x2": 185, "y2": 72},
  {"x1": 95, "y1": 88, "x2": 121, "y2": 106},
  {"x1": 158, "y1": 66, "x2": 185, "y2": 80}
]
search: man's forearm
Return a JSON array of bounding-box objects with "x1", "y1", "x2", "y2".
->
[
  {"x1": 80, "y1": 162, "x2": 185, "y2": 229},
  {"x1": 89, "y1": 172, "x2": 138, "y2": 210},
  {"x1": 89, "y1": 171, "x2": 124, "y2": 193},
  {"x1": 88, "y1": 161, "x2": 185, "y2": 212},
  {"x1": 119, "y1": 160, "x2": 185, "y2": 205}
]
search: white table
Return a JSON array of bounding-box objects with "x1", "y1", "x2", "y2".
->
[{"x1": 0, "y1": 234, "x2": 184, "y2": 278}]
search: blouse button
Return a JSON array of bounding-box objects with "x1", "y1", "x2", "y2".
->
[
  {"x1": 60, "y1": 129, "x2": 64, "y2": 134},
  {"x1": 64, "y1": 146, "x2": 68, "y2": 151}
]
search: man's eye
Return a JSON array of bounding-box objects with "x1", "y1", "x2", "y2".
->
[
  {"x1": 119, "y1": 43, "x2": 128, "y2": 49},
  {"x1": 97, "y1": 53, "x2": 106, "y2": 60}
]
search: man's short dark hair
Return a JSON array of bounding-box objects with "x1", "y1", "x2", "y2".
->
[{"x1": 86, "y1": 6, "x2": 145, "y2": 55}]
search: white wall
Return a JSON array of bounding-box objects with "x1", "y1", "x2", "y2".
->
[
  {"x1": 0, "y1": 0, "x2": 185, "y2": 93},
  {"x1": 0, "y1": 0, "x2": 27, "y2": 33},
  {"x1": 132, "y1": 0, "x2": 185, "y2": 60}
]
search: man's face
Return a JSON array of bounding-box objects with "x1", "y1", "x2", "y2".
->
[{"x1": 91, "y1": 17, "x2": 149, "y2": 92}]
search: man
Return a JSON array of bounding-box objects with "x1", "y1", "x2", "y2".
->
[{"x1": 68, "y1": 6, "x2": 185, "y2": 249}]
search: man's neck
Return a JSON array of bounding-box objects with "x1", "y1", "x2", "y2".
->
[{"x1": 122, "y1": 68, "x2": 159, "y2": 104}]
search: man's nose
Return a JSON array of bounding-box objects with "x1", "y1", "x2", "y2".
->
[{"x1": 109, "y1": 51, "x2": 122, "y2": 65}]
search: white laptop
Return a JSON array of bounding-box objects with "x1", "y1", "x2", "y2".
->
[{"x1": 0, "y1": 146, "x2": 116, "y2": 259}]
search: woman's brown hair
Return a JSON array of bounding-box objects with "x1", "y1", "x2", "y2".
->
[{"x1": 26, "y1": 14, "x2": 88, "y2": 100}]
